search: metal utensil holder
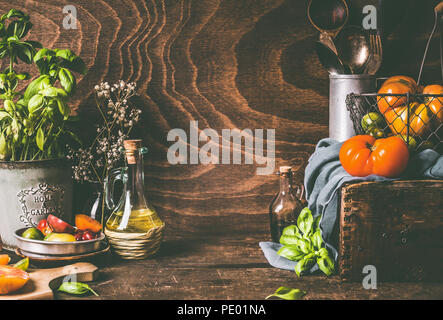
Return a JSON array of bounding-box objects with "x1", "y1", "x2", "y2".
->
[{"x1": 329, "y1": 74, "x2": 376, "y2": 141}]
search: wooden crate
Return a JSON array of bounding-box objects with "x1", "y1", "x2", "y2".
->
[{"x1": 339, "y1": 180, "x2": 443, "y2": 282}]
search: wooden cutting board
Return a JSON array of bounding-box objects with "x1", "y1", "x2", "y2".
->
[{"x1": 0, "y1": 262, "x2": 99, "y2": 300}]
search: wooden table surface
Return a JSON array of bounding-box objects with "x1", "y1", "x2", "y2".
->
[
  {"x1": 2, "y1": 213, "x2": 443, "y2": 300},
  {"x1": 52, "y1": 233, "x2": 443, "y2": 300}
]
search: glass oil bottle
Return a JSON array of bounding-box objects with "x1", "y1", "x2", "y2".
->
[
  {"x1": 269, "y1": 166, "x2": 305, "y2": 242},
  {"x1": 104, "y1": 139, "x2": 165, "y2": 259}
]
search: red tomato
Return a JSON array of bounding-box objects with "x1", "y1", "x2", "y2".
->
[
  {"x1": 81, "y1": 231, "x2": 96, "y2": 241},
  {"x1": 339, "y1": 135, "x2": 409, "y2": 178},
  {"x1": 37, "y1": 219, "x2": 52, "y2": 236}
]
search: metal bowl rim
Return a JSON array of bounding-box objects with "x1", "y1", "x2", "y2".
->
[{"x1": 14, "y1": 228, "x2": 105, "y2": 245}]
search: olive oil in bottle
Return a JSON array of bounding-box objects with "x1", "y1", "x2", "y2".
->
[
  {"x1": 104, "y1": 139, "x2": 165, "y2": 259},
  {"x1": 106, "y1": 208, "x2": 163, "y2": 233}
]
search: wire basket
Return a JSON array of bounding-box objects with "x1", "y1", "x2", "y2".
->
[{"x1": 346, "y1": 93, "x2": 443, "y2": 154}]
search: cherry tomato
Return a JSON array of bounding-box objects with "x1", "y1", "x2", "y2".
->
[
  {"x1": 37, "y1": 219, "x2": 52, "y2": 236},
  {"x1": 74, "y1": 230, "x2": 84, "y2": 241},
  {"x1": 81, "y1": 231, "x2": 96, "y2": 241}
]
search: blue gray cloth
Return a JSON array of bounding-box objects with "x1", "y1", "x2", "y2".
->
[{"x1": 260, "y1": 138, "x2": 443, "y2": 272}]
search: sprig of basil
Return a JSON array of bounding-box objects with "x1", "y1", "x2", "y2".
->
[
  {"x1": 266, "y1": 287, "x2": 306, "y2": 300},
  {"x1": 58, "y1": 281, "x2": 99, "y2": 296},
  {"x1": 0, "y1": 8, "x2": 85, "y2": 162},
  {"x1": 277, "y1": 207, "x2": 335, "y2": 277}
]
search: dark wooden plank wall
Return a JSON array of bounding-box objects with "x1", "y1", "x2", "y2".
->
[{"x1": 0, "y1": 0, "x2": 440, "y2": 236}]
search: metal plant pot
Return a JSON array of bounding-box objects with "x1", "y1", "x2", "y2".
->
[{"x1": 0, "y1": 159, "x2": 73, "y2": 251}]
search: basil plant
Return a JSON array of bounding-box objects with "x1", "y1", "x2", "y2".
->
[{"x1": 0, "y1": 9, "x2": 86, "y2": 161}]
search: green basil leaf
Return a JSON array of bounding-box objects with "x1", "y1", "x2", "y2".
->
[
  {"x1": 19, "y1": 21, "x2": 32, "y2": 38},
  {"x1": 316, "y1": 247, "x2": 329, "y2": 259},
  {"x1": 39, "y1": 86, "x2": 59, "y2": 97},
  {"x1": 15, "y1": 72, "x2": 30, "y2": 80},
  {"x1": 62, "y1": 56, "x2": 87, "y2": 75},
  {"x1": 282, "y1": 225, "x2": 301, "y2": 237},
  {"x1": 54, "y1": 87, "x2": 68, "y2": 99},
  {"x1": 56, "y1": 49, "x2": 76, "y2": 61},
  {"x1": 16, "y1": 43, "x2": 33, "y2": 64},
  {"x1": 35, "y1": 59, "x2": 49, "y2": 75},
  {"x1": 36, "y1": 127, "x2": 45, "y2": 151},
  {"x1": 6, "y1": 20, "x2": 32, "y2": 39},
  {"x1": 297, "y1": 238, "x2": 314, "y2": 254},
  {"x1": 23, "y1": 75, "x2": 51, "y2": 102},
  {"x1": 6, "y1": 20, "x2": 21, "y2": 37},
  {"x1": 3, "y1": 99, "x2": 15, "y2": 113},
  {"x1": 277, "y1": 245, "x2": 305, "y2": 261},
  {"x1": 294, "y1": 253, "x2": 316, "y2": 277},
  {"x1": 24, "y1": 40, "x2": 42, "y2": 49},
  {"x1": 5, "y1": 9, "x2": 27, "y2": 20},
  {"x1": 28, "y1": 94, "x2": 44, "y2": 113},
  {"x1": 279, "y1": 234, "x2": 299, "y2": 246},
  {"x1": 0, "y1": 110, "x2": 9, "y2": 120},
  {"x1": 7, "y1": 35, "x2": 19, "y2": 42},
  {"x1": 313, "y1": 215, "x2": 321, "y2": 231},
  {"x1": 0, "y1": 23, "x2": 5, "y2": 37},
  {"x1": 57, "y1": 98, "x2": 70, "y2": 119},
  {"x1": 317, "y1": 256, "x2": 335, "y2": 276},
  {"x1": 311, "y1": 229, "x2": 324, "y2": 250},
  {"x1": 0, "y1": 132, "x2": 9, "y2": 156},
  {"x1": 0, "y1": 46, "x2": 7, "y2": 59},
  {"x1": 297, "y1": 207, "x2": 314, "y2": 236},
  {"x1": 33, "y1": 48, "x2": 53, "y2": 62},
  {"x1": 58, "y1": 68, "x2": 75, "y2": 94},
  {"x1": 58, "y1": 281, "x2": 99, "y2": 296},
  {"x1": 266, "y1": 287, "x2": 306, "y2": 300}
]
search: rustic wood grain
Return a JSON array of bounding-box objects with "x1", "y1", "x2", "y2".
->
[
  {"x1": 3, "y1": 231, "x2": 443, "y2": 300},
  {"x1": 47, "y1": 232, "x2": 443, "y2": 300},
  {"x1": 339, "y1": 180, "x2": 443, "y2": 282},
  {"x1": 0, "y1": 0, "x2": 441, "y2": 235}
]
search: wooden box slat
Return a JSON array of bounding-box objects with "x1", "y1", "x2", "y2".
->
[{"x1": 339, "y1": 180, "x2": 443, "y2": 282}]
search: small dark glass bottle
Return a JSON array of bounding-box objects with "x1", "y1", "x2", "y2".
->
[{"x1": 269, "y1": 166, "x2": 304, "y2": 242}]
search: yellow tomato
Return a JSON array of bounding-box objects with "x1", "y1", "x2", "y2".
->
[
  {"x1": 423, "y1": 84, "x2": 443, "y2": 123},
  {"x1": 384, "y1": 102, "x2": 433, "y2": 137}
]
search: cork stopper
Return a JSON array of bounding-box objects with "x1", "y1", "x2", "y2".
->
[
  {"x1": 279, "y1": 166, "x2": 292, "y2": 174},
  {"x1": 124, "y1": 139, "x2": 142, "y2": 164}
]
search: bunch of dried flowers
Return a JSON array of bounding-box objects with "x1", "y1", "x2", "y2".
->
[{"x1": 67, "y1": 80, "x2": 142, "y2": 183}]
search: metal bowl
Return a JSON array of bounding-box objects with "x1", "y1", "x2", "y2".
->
[{"x1": 14, "y1": 228, "x2": 106, "y2": 256}]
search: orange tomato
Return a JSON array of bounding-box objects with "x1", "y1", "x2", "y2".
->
[
  {"x1": 0, "y1": 265, "x2": 30, "y2": 294},
  {"x1": 423, "y1": 84, "x2": 443, "y2": 122},
  {"x1": 381, "y1": 75, "x2": 418, "y2": 91},
  {"x1": 377, "y1": 76, "x2": 417, "y2": 115},
  {"x1": 339, "y1": 135, "x2": 409, "y2": 178},
  {"x1": 384, "y1": 102, "x2": 433, "y2": 137},
  {"x1": 0, "y1": 255, "x2": 10, "y2": 265},
  {"x1": 75, "y1": 214, "x2": 102, "y2": 233}
]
